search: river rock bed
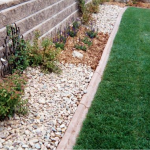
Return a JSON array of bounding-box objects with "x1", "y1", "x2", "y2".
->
[
  {"x1": 92, "y1": 5, "x2": 123, "y2": 34},
  {"x1": 0, "y1": 64, "x2": 93, "y2": 150}
]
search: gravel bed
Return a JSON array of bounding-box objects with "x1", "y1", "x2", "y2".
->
[
  {"x1": 0, "y1": 64, "x2": 93, "y2": 150},
  {"x1": 0, "y1": 4, "x2": 123, "y2": 150},
  {"x1": 92, "y1": 5, "x2": 123, "y2": 34}
]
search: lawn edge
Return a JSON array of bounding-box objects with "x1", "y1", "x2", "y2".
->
[{"x1": 57, "y1": 7, "x2": 127, "y2": 150}]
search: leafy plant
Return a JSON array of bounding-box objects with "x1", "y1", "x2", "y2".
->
[
  {"x1": 86, "y1": 29, "x2": 98, "y2": 39},
  {"x1": 78, "y1": 0, "x2": 86, "y2": 15},
  {"x1": 87, "y1": 1, "x2": 99, "y2": 14},
  {"x1": 73, "y1": 21, "x2": 80, "y2": 30},
  {"x1": 75, "y1": 44, "x2": 87, "y2": 51},
  {"x1": 67, "y1": 28, "x2": 77, "y2": 37},
  {"x1": 55, "y1": 42, "x2": 65, "y2": 50},
  {"x1": 27, "y1": 31, "x2": 43, "y2": 66},
  {"x1": 60, "y1": 35, "x2": 67, "y2": 44},
  {"x1": 82, "y1": 10, "x2": 92, "y2": 24},
  {"x1": 41, "y1": 39, "x2": 61, "y2": 73},
  {"x1": 6, "y1": 25, "x2": 29, "y2": 74},
  {"x1": 27, "y1": 32, "x2": 61, "y2": 73},
  {"x1": 0, "y1": 74, "x2": 27, "y2": 120},
  {"x1": 82, "y1": 37, "x2": 92, "y2": 46}
]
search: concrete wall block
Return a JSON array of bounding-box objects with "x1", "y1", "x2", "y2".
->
[
  {"x1": 0, "y1": 0, "x2": 92, "y2": 50},
  {"x1": 24, "y1": 3, "x2": 78, "y2": 41},
  {"x1": 17, "y1": 0, "x2": 75, "y2": 35},
  {"x1": 0, "y1": 0, "x2": 76, "y2": 47},
  {"x1": 0, "y1": 0, "x2": 60, "y2": 29}
]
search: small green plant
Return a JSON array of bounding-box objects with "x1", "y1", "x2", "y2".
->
[
  {"x1": 6, "y1": 25, "x2": 29, "y2": 74},
  {"x1": 73, "y1": 21, "x2": 80, "y2": 30},
  {"x1": 82, "y1": 37, "x2": 92, "y2": 47},
  {"x1": 60, "y1": 35, "x2": 67, "y2": 43},
  {"x1": 86, "y1": 29, "x2": 98, "y2": 39},
  {"x1": 55, "y1": 42, "x2": 65, "y2": 50},
  {"x1": 27, "y1": 31, "x2": 43, "y2": 66},
  {"x1": 78, "y1": 0, "x2": 86, "y2": 15},
  {"x1": 41, "y1": 38, "x2": 61, "y2": 73},
  {"x1": 27, "y1": 32, "x2": 61, "y2": 73},
  {"x1": 82, "y1": 10, "x2": 92, "y2": 24},
  {"x1": 87, "y1": 0, "x2": 99, "y2": 14},
  {"x1": 0, "y1": 74, "x2": 27, "y2": 120},
  {"x1": 67, "y1": 29, "x2": 77, "y2": 37},
  {"x1": 75, "y1": 44, "x2": 87, "y2": 51}
]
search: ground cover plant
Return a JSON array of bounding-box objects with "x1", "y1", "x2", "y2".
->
[
  {"x1": 74, "y1": 7, "x2": 150, "y2": 149},
  {"x1": 0, "y1": 73, "x2": 27, "y2": 120}
]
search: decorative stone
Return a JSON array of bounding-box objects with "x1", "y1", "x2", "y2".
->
[
  {"x1": 72, "y1": 51, "x2": 83, "y2": 59},
  {"x1": 34, "y1": 143, "x2": 41, "y2": 149},
  {"x1": 38, "y1": 98, "x2": 46, "y2": 104}
]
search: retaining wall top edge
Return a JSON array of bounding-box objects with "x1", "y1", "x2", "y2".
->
[{"x1": 0, "y1": 0, "x2": 32, "y2": 11}]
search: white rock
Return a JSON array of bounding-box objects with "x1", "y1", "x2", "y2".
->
[
  {"x1": 0, "y1": 143, "x2": 2, "y2": 149},
  {"x1": 25, "y1": 130, "x2": 30, "y2": 135},
  {"x1": 38, "y1": 98, "x2": 46, "y2": 104},
  {"x1": 60, "y1": 124, "x2": 65, "y2": 129},
  {"x1": 35, "y1": 143, "x2": 41, "y2": 149},
  {"x1": 72, "y1": 51, "x2": 83, "y2": 59},
  {"x1": 29, "y1": 138, "x2": 39, "y2": 143}
]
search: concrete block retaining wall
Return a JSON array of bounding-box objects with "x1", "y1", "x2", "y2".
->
[{"x1": 0, "y1": 0, "x2": 91, "y2": 56}]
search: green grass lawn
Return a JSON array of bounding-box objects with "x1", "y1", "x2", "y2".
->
[{"x1": 74, "y1": 7, "x2": 150, "y2": 149}]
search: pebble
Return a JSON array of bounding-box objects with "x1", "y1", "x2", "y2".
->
[
  {"x1": 0, "y1": 143, "x2": 2, "y2": 149},
  {"x1": 34, "y1": 143, "x2": 41, "y2": 149}
]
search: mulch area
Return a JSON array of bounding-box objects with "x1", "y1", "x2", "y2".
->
[
  {"x1": 104, "y1": 1, "x2": 150, "y2": 9},
  {"x1": 58, "y1": 26, "x2": 109, "y2": 70}
]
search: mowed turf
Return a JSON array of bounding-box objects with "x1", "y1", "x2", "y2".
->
[{"x1": 74, "y1": 7, "x2": 150, "y2": 149}]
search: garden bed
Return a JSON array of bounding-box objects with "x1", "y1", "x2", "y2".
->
[{"x1": 0, "y1": 4, "x2": 123, "y2": 150}]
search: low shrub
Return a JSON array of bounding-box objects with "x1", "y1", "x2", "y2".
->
[
  {"x1": 87, "y1": 1, "x2": 99, "y2": 14},
  {"x1": 82, "y1": 10, "x2": 92, "y2": 24},
  {"x1": 0, "y1": 74, "x2": 27, "y2": 120},
  {"x1": 6, "y1": 25, "x2": 29, "y2": 74},
  {"x1": 27, "y1": 31, "x2": 43, "y2": 66},
  {"x1": 27, "y1": 31, "x2": 61, "y2": 73},
  {"x1": 78, "y1": 0, "x2": 86, "y2": 15}
]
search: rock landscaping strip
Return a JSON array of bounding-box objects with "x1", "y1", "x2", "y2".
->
[
  {"x1": 92, "y1": 5, "x2": 123, "y2": 34},
  {"x1": 0, "y1": 63, "x2": 93, "y2": 150},
  {"x1": 57, "y1": 6, "x2": 127, "y2": 150}
]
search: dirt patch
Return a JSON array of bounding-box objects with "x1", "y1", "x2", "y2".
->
[
  {"x1": 58, "y1": 26, "x2": 109, "y2": 70},
  {"x1": 104, "y1": 1, "x2": 126, "y2": 7},
  {"x1": 104, "y1": 1, "x2": 150, "y2": 9},
  {"x1": 129, "y1": 1, "x2": 150, "y2": 8}
]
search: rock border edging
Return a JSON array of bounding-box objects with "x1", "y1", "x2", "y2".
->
[{"x1": 57, "y1": 6, "x2": 127, "y2": 150}]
